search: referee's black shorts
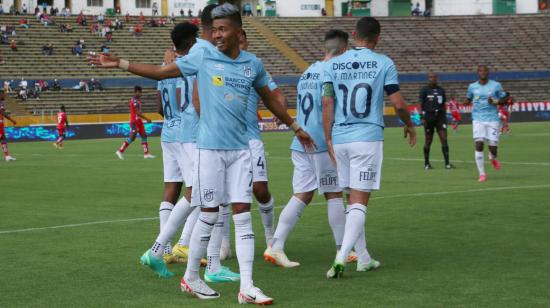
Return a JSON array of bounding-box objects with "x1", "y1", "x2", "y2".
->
[{"x1": 423, "y1": 111, "x2": 447, "y2": 134}]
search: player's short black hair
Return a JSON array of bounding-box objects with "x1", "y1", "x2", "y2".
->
[
  {"x1": 60, "y1": 104, "x2": 65, "y2": 111},
  {"x1": 212, "y1": 3, "x2": 242, "y2": 28},
  {"x1": 324, "y1": 29, "x2": 348, "y2": 55},
  {"x1": 171, "y1": 22, "x2": 198, "y2": 50},
  {"x1": 324, "y1": 29, "x2": 348, "y2": 42},
  {"x1": 356, "y1": 17, "x2": 381, "y2": 42},
  {"x1": 134, "y1": 86, "x2": 142, "y2": 92},
  {"x1": 201, "y1": 4, "x2": 218, "y2": 29}
]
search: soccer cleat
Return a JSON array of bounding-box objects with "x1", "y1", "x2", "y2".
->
[
  {"x1": 326, "y1": 261, "x2": 345, "y2": 279},
  {"x1": 424, "y1": 163, "x2": 433, "y2": 170},
  {"x1": 180, "y1": 277, "x2": 220, "y2": 299},
  {"x1": 53, "y1": 142, "x2": 59, "y2": 149},
  {"x1": 144, "y1": 153, "x2": 156, "y2": 159},
  {"x1": 172, "y1": 244, "x2": 189, "y2": 261},
  {"x1": 204, "y1": 266, "x2": 240, "y2": 283},
  {"x1": 238, "y1": 286, "x2": 274, "y2": 305},
  {"x1": 445, "y1": 164, "x2": 455, "y2": 169},
  {"x1": 5, "y1": 156, "x2": 16, "y2": 162},
  {"x1": 346, "y1": 250, "x2": 358, "y2": 263},
  {"x1": 478, "y1": 174, "x2": 487, "y2": 182},
  {"x1": 139, "y1": 249, "x2": 174, "y2": 278},
  {"x1": 115, "y1": 150, "x2": 124, "y2": 160},
  {"x1": 357, "y1": 259, "x2": 381, "y2": 272},
  {"x1": 491, "y1": 159, "x2": 501, "y2": 170},
  {"x1": 163, "y1": 253, "x2": 180, "y2": 264},
  {"x1": 263, "y1": 247, "x2": 300, "y2": 268},
  {"x1": 220, "y1": 246, "x2": 233, "y2": 261}
]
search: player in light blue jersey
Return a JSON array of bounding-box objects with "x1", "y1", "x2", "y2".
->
[
  {"x1": 265, "y1": 30, "x2": 357, "y2": 268},
  {"x1": 322, "y1": 17, "x2": 416, "y2": 278},
  {"x1": 466, "y1": 65, "x2": 508, "y2": 182},
  {"x1": 90, "y1": 3, "x2": 315, "y2": 304}
]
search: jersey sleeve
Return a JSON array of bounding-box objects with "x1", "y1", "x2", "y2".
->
[
  {"x1": 175, "y1": 49, "x2": 203, "y2": 77},
  {"x1": 493, "y1": 82, "x2": 506, "y2": 99},
  {"x1": 467, "y1": 84, "x2": 474, "y2": 100},
  {"x1": 252, "y1": 58, "x2": 269, "y2": 89},
  {"x1": 384, "y1": 58, "x2": 399, "y2": 86},
  {"x1": 266, "y1": 70, "x2": 278, "y2": 91},
  {"x1": 156, "y1": 81, "x2": 162, "y2": 91}
]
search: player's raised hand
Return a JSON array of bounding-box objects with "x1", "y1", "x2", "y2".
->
[
  {"x1": 296, "y1": 129, "x2": 317, "y2": 153},
  {"x1": 163, "y1": 49, "x2": 176, "y2": 65},
  {"x1": 88, "y1": 52, "x2": 119, "y2": 68},
  {"x1": 404, "y1": 125, "x2": 416, "y2": 147}
]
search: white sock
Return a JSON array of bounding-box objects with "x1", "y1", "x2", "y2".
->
[
  {"x1": 258, "y1": 197, "x2": 275, "y2": 245},
  {"x1": 354, "y1": 228, "x2": 371, "y2": 264},
  {"x1": 488, "y1": 152, "x2": 496, "y2": 160},
  {"x1": 234, "y1": 212, "x2": 255, "y2": 293},
  {"x1": 271, "y1": 196, "x2": 306, "y2": 251},
  {"x1": 221, "y1": 205, "x2": 231, "y2": 250},
  {"x1": 336, "y1": 204, "x2": 367, "y2": 263},
  {"x1": 206, "y1": 210, "x2": 224, "y2": 274},
  {"x1": 178, "y1": 206, "x2": 199, "y2": 246},
  {"x1": 184, "y1": 211, "x2": 218, "y2": 282},
  {"x1": 327, "y1": 198, "x2": 346, "y2": 250},
  {"x1": 475, "y1": 151, "x2": 485, "y2": 175},
  {"x1": 159, "y1": 201, "x2": 174, "y2": 231},
  {"x1": 151, "y1": 197, "x2": 193, "y2": 258}
]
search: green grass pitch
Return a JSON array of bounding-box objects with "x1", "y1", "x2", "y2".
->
[{"x1": 1, "y1": 122, "x2": 549, "y2": 307}]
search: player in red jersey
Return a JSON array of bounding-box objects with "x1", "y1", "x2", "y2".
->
[
  {"x1": 498, "y1": 93, "x2": 513, "y2": 135},
  {"x1": 53, "y1": 105, "x2": 69, "y2": 149},
  {"x1": 0, "y1": 89, "x2": 17, "y2": 162},
  {"x1": 448, "y1": 97, "x2": 461, "y2": 132},
  {"x1": 115, "y1": 86, "x2": 155, "y2": 159}
]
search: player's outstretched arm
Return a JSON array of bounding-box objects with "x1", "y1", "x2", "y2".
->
[
  {"x1": 3, "y1": 112, "x2": 16, "y2": 125},
  {"x1": 322, "y1": 95, "x2": 336, "y2": 164},
  {"x1": 256, "y1": 86, "x2": 316, "y2": 153},
  {"x1": 388, "y1": 91, "x2": 416, "y2": 147},
  {"x1": 88, "y1": 52, "x2": 181, "y2": 80}
]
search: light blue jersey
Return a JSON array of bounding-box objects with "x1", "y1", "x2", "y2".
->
[
  {"x1": 189, "y1": 38, "x2": 216, "y2": 54},
  {"x1": 291, "y1": 61, "x2": 327, "y2": 153},
  {"x1": 175, "y1": 48, "x2": 269, "y2": 150},
  {"x1": 467, "y1": 80, "x2": 505, "y2": 122},
  {"x1": 246, "y1": 71, "x2": 277, "y2": 141},
  {"x1": 158, "y1": 76, "x2": 181, "y2": 143},
  {"x1": 323, "y1": 48, "x2": 399, "y2": 144},
  {"x1": 177, "y1": 76, "x2": 199, "y2": 143}
]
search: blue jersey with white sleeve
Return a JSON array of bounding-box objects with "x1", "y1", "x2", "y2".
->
[
  {"x1": 158, "y1": 76, "x2": 181, "y2": 143},
  {"x1": 323, "y1": 48, "x2": 399, "y2": 144},
  {"x1": 177, "y1": 75, "x2": 199, "y2": 143},
  {"x1": 467, "y1": 80, "x2": 505, "y2": 122},
  {"x1": 291, "y1": 61, "x2": 327, "y2": 153},
  {"x1": 246, "y1": 71, "x2": 277, "y2": 141},
  {"x1": 175, "y1": 48, "x2": 269, "y2": 150}
]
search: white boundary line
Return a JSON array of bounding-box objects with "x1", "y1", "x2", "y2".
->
[{"x1": 2, "y1": 184, "x2": 548, "y2": 235}]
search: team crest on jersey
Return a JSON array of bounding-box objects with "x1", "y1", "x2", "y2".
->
[
  {"x1": 212, "y1": 76, "x2": 224, "y2": 86},
  {"x1": 203, "y1": 189, "x2": 214, "y2": 202},
  {"x1": 214, "y1": 63, "x2": 225, "y2": 71},
  {"x1": 243, "y1": 66, "x2": 252, "y2": 77}
]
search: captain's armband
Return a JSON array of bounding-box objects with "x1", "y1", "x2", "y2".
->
[{"x1": 322, "y1": 82, "x2": 335, "y2": 98}]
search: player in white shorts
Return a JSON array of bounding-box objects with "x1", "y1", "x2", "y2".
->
[
  {"x1": 466, "y1": 65, "x2": 507, "y2": 182},
  {"x1": 264, "y1": 29, "x2": 357, "y2": 268},
  {"x1": 322, "y1": 17, "x2": 416, "y2": 278}
]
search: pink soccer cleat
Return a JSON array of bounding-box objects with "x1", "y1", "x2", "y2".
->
[
  {"x1": 491, "y1": 159, "x2": 501, "y2": 170},
  {"x1": 478, "y1": 174, "x2": 487, "y2": 182}
]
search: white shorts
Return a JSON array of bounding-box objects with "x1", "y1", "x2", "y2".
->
[
  {"x1": 292, "y1": 151, "x2": 341, "y2": 194},
  {"x1": 181, "y1": 143, "x2": 196, "y2": 187},
  {"x1": 162, "y1": 142, "x2": 185, "y2": 183},
  {"x1": 473, "y1": 121, "x2": 500, "y2": 143},
  {"x1": 334, "y1": 141, "x2": 383, "y2": 192},
  {"x1": 191, "y1": 149, "x2": 252, "y2": 208},
  {"x1": 249, "y1": 139, "x2": 268, "y2": 183}
]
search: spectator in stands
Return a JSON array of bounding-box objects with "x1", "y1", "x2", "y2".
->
[
  {"x1": 52, "y1": 79, "x2": 61, "y2": 91},
  {"x1": 9, "y1": 5, "x2": 16, "y2": 15},
  {"x1": 152, "y1": 2, "x2": 159, "y2": 16},
  {"x1": 139, "y1": 12, "x2": 145, "y2": 22},
  {"x1": 148, "y1": 18, "x2": 158, "y2": 27},
  {"x1": 22, "y1": 4, "x2": 27, "y2": 14},
  {"x1": 42, "y1": 14, "x2": 54, "y2": 27},
  {"x1": 101, "y1": 44, "x2": 110, "y2": 53},
  {"x1": 77, "y1": 11, "x2": 87, "y2": 26},
  {"x1": 90, "y1": 78, "x2": 103, "y2": 91},
  {"x1": 11, "y1": 28, "x2": 16, "y2": 36},
  {"x1": 243, "y1": 3, "x2": 252, "y2": 16},
  {"x1": 98, "y1": 13, "x2": 105, "y2": 24},
  {"x1": 114, "y1": 18, "x2": 123, "y2": 30},
  {"x1": 0, "y1": 24, "x2": 6, "y2": 33},
  {"x1": 73, "y1": 43, "x2": 83, "y2": 56},
  {"x1": 77, "y1": 80, "x2": 89, "y2": 92},
  {"x1": 134, "y1": 23, "x2": 143, "y2": 36},
  {"x1": 66, "y1": 23, "x2": 73, "y2": 32},
  {"x1": 125, "y1": 12, "x2": 130, "y2": 23},
  {"x1": 61, "y1": 8, "x2": 69, "y2": 17},
  {"x1": 188, "y1": 8, "x2": 193, "y2": 17},
  {"x1": 1, "y1": 32, "x2": 8, "y2": 45},
  {"x1": 423, "y1": 7, "x2": 431, "y2": 16},
  {"x1": 170, "y1": 12, "x2": 176, "y2": 23},
  {"x1": 256, "y1": 3, "x2": 263, "y2": 16},
  {"x1": 321, "y1": 7, "x2": 327, "y2": 16},
  {"x1": 10, "y1": 39, "x2": 17, "y2": 51},
  {"x1": 34, "y1": 6, "x2": 40, "y2": 15},
  {"x1": 38, "y1": 79, "x2": 48, "y2": 91},
  {"x1": 159, "y1": 17, "x2": 166, "y2": 27},
  {"x1": 19, "y1": 18, "x2": 29, "y2": 28},
  {"x1": 412, "y1": 2, "x2": 421, "y2": 16},
  {"x1": 180, "y1": 9, "x2": 184, "y2": 16},
  {"x1": 4, "y1": 81, "x2": 13, "y2": 93},
  {"x1": 105, "y1": 27, "x2": 113, "y2": 42},
  {"x1": 42, "y1": 43, "x2": 54, "y2": 55},
  {"x1": 191, "y1": 17, "x2": 199, "y2": 26}
]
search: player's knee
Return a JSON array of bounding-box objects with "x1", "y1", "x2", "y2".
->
[
  {"x1": 294, "y1": 192, "x2": 314, "y2": 205},
  {"x1": 324, "y1": 191, "x2": 343, "y2": 200},
  {"x1": 231, "y1": 203, "x2": 251, "y2": 214},
  {"x1": 163, "y1": 183, "x2": 182, "y2": 204},
  {"x1": 488, "y1": 140, "x2": 498, "y2": 147},
  {"x1": 253, "y1": 182, "x2": 271, "y2": 203}
]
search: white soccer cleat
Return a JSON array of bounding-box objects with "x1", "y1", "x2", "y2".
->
[
  {"x1": 143, "y1": 153, "x2": 156, "y2": 159},
  {"x1": 180, "y1": 277, "x2": 220, "y2": 300},
  {"x1": 238, "y1": 286, "x2": 274, "y2": 305},
  {"x1": 357, "y1": 259, "x2": 381, "y2": 272},
  {"x1": 263, "y1": 247, "x2": 300, "y2": 268},
  {"x1": 115, "y1": 150, "x2": 124, "y2": 160},
  {"x1": 220, "y1": 246, "x2": 233, "y2": 261},
  {"x1": 5, "y1": 156, "x2": 16, "y2": 162}
]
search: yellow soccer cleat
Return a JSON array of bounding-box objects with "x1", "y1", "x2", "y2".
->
[
  {"x1": 173, "y1": 244, "x2": 207, "y2": 266},
  {"x1": 163, "y1": 253, "x2": 179, "y2": 264}
]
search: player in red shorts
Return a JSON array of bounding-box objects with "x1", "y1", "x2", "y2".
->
[
  {"x1": 0, "y1": 89, "x2": 17, "y2": 162},
  {"x1": 115, "y1": 86, "x2": 155, "y2": 160},
  {"x1": 53, "y1": 105, "x2": 69, "y2": 149},
  {"x1": 448, "y1": 97, "x2": 461, "y2": 132},
  {"x1": 498, "y1": 93, "x2": 513, "y2": 135}
]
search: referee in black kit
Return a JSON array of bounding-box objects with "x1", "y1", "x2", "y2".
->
[{"x1": 419, "y1": 72, "x2": 454, "y2": 170}]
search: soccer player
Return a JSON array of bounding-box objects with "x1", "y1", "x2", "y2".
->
[
  {"x1": 90, "y1": 3, "x2": 315, "y2": 304},
  {"x1": 448, "y1": 95, "x2": 462, "y2": 132},
  {"x1": 498, "y1": 92, "x2": 512, "y2": 135},
  {"x1": 0, "y1": 89, "x2": 16, "y2": 162},
  {"x1": 115, "y1": 86, "x2": 155, "y2": 160},
  {"x1": 465, "y1": 65, "x2": 507, "y2": 182},
  {"x1": 53, "y1": 105, "x2": 69, "y2": 149},
  {"x1": 419, "y1": 72, "x2": 453, "y2": 170},
  {"x1": 322, "y1": 17, "x2": 416, "y2": 278},
  {"x1": 264, "y1": 29, "x2": 353, "y2": 268}
]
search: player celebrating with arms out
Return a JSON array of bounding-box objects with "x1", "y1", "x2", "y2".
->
[
  {"x1": 322, "y1": 17, "x2": 416, "y2": 278},
  {"x1": 465, "y1": 65, "x2": 507, "y2": 182},
  {"x1": 0, "y1": 89, "x2": 17, "y2": 162},
  {"x1": 115, "y1": 86, "x2": 155, "y2": 160},
  {"x1": 53, "y1": 105, "x2": 69, "y2": 149},
  {"x1": 89, "y1": 3, "x2": 315, "y2": 304}
]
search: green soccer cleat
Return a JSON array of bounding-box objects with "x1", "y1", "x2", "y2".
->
[
  {"x1": 357, "y1": 259, "x2": 381, "y2": 272},
  {"x1": 204, "y1": 266, "x2": 240, "y2": 283},
  {"x1": 140, "y1": 249, "x2": 175, "y2": 278},
  {"x1": 326, "y1": 261, "x2": 345, "y2": 279}
]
